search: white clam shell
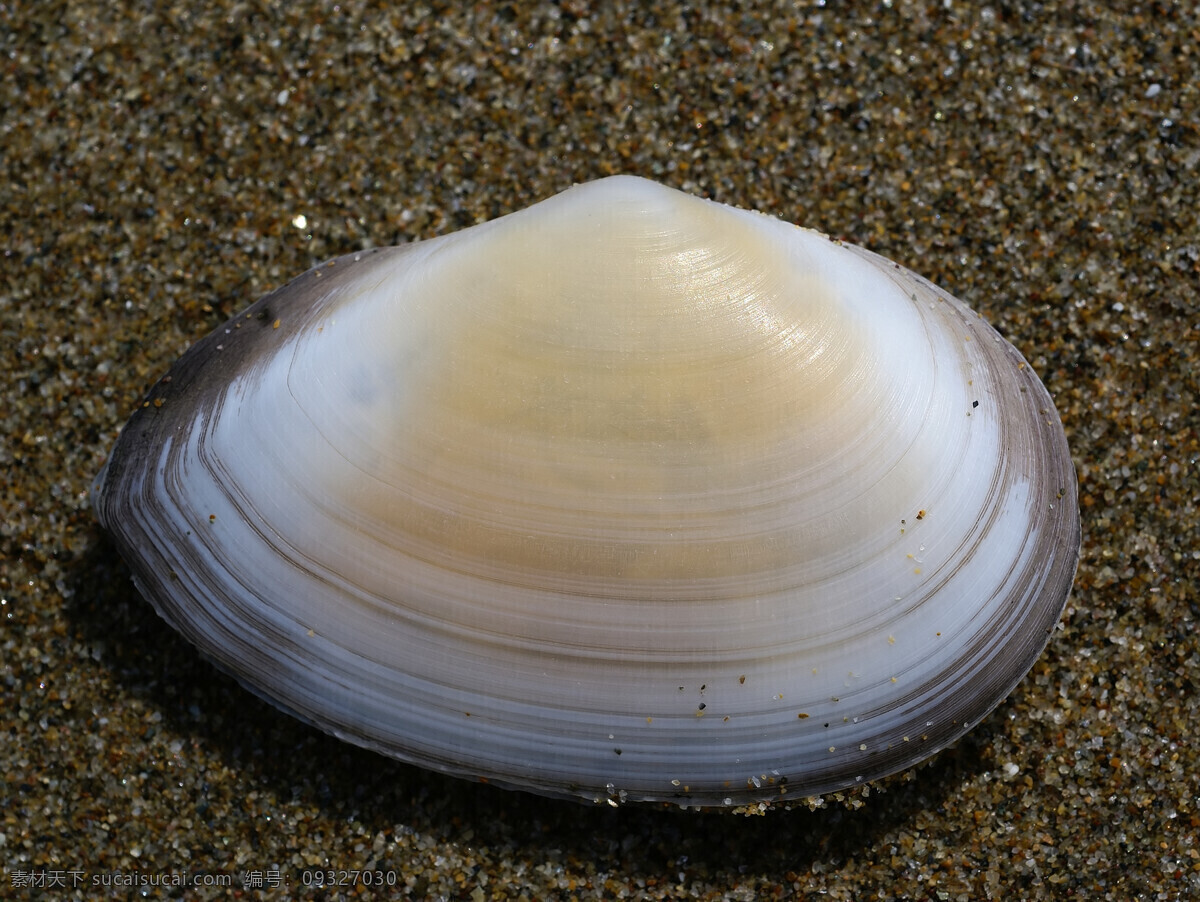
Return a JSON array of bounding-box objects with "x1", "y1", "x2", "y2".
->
[{"x1": 93, "y1": 176, "x2": 1079, "y2": 807}]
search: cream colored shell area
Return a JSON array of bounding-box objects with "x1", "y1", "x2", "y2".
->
[{"x1": 134, "y1": 178, "x2": 1050, "y2": 803}]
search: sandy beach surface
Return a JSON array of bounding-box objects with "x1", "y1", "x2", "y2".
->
[{"x1": 3, "y1": 1, "x2": 1197, "y2": 898}]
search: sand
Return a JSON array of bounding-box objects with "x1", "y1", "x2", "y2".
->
[{"x1": 3, "y1": 1, "x2": 1197, "y2": 898}]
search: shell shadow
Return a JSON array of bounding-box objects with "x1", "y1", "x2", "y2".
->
[{"x1": 69, "y1": 529, "x2": 990, "y2": 881}]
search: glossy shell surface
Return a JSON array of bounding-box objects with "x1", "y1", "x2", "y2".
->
[{"x1": 92, "y1": 176, "x2": 1080, "y2": 807}]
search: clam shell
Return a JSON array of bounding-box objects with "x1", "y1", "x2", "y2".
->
[{"x1": 92, "y1": 176, "x2": 1079, "y2": 807}]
